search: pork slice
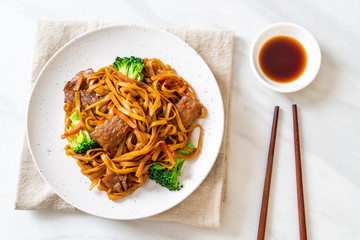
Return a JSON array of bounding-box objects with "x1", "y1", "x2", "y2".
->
[
  {"x1": 64, "y1": 68, "x2": 94, "y2": 91},
  {"x1": 64, "y1": 69, "x2": 109, "y2": 114},
  {"x1": 64, "y1": 90, "x2": 102, "y2": 105},
  {"x1": 90, "y1": 115, "x2": 128, "y2": 155},
  {"x1": 63, "y1": 68, "x2": 98, "y2": 105},
  {"x1": 102, "y1": 169, "x2": 128, "y2": 193},
  {"x1": 175, "y1": 93, "x2": 201, "y2": 129}
]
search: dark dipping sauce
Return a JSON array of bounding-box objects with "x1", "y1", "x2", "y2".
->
[{"x1": 259, "y1": 36, "x2": 307, "y2": 83}]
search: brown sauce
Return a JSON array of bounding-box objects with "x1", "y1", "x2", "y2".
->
[{"x1": 259, "y1": 36, "x2": 307, "y2": 83}]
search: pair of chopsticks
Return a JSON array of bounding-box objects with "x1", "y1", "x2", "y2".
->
[{"x1": 257, "y1": 104, "x2": 307, "y2": 240}]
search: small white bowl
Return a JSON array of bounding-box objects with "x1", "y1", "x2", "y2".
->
[{"x1": 249, "y1": 22, "x2": 321, "y2": 93}]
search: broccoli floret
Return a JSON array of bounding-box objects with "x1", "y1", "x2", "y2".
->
[
  {"x1": 149, "y1": 157, "x2": 185, "y2": 191},
  {"x1": 113, "y1": 56, "x2": 144, "y2": 81},
  {"x1": 67, "y1": 111, "x2": 99, "y2": 154},
  {"x1": 113, "y1": 57, "x2": 131, "y2": 76}
]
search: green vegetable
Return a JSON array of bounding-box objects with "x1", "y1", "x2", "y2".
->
[
  {"x1": 149, "y1": 157, "x2": 185, "y2": 191},
  {"x1": 186, "y1": 142, "x2": 195, "y2": 149},
  {"x1": 67, "y1": 111, "x2": 99, "y2": 154},
  {"x1": 113, "y1": 56, "x2": 145, "y2": 81},
  {"x1": 176, "y1": 148, "x2": 191, "y2": 155},
  {"x1": 176, "y1": 142, "x2": 196, "y2": 155}
]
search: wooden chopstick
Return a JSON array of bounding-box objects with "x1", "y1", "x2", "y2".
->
[
  {"x1": 292, "y1": 104, "x2": 307, "y2": 240},
  {"x1": 257, "y1": 106, "x2": 279, "y2": 240}
]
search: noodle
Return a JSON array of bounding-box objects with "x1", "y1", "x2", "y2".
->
[{"x1": 63, "y1": 58, "x2": 206, "y2": 200}]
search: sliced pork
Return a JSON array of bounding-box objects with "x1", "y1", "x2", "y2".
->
[
  {"x1": 175, "y1": 93, "x2": 201, "y2": 128},
  {"x1": 64, "y1": 68, "x2": 94, "y2": 91},
  {"x1": 64, "y1": 69, "x2": 108, "y2": 113},
  {"x1": 90, "y1": 115, "x2": 128, "y2": 155},
  {"x1": 64, "y1": 90, "x2": 103, "y2": 105},
  {"x1": 102, "y1": 169, "x2": 128, "y2": 193}
]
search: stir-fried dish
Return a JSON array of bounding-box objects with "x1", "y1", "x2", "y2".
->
[{"x1": 62, "y1": 57, "x2": 206, "y2": 200}]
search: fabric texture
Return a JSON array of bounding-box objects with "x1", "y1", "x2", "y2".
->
[{"x1": 15, "y1": 20, "x2": 234, "y2": 228}]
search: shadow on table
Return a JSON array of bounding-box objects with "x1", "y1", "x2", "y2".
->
[{"x1": 284, "y1": 49, "x2": 338, "y2": 106}]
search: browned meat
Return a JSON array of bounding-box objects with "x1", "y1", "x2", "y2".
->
[
  {"x1": 64, "y1": 69, "x2": 108, "y2": 114},
  {"x1": 90, "y1": 115, "x2": 128, "y2": 155},
  {"x1": 175, "y1": 93, "x2": 201, "y2": 128},
  {"x1": 64, "y1": 89, "x2": 76, "y2": 103},
  {"x1": 64, "y1": 68, "x2": 94, "y2": 91},
  {"x1": 102, "y1": 169, "x2": 128, "y2": 193},
  {"x1": 64, "y1": 90, "x2": 102, "y2": 105}
]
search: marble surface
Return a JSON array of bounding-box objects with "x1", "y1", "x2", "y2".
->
[{"x1": 1, "y1": 0, "x2": 359, "y2": 239}]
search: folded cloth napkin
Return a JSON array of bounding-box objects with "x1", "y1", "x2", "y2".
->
[{"x1": 15, "y1": 19, "x2": 234, "y2": 228}]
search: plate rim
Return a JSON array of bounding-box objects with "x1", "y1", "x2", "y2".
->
[{"x1": 26, "y1": 23, "x2": 225, "y2": 220}]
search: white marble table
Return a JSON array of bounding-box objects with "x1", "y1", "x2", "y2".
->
[{"x1": 1, "y1": 0, "x2": 359, "y2": 239}]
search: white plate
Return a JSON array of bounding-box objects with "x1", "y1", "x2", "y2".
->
[{"x1": 27, "y1": 24, "x2": 224, "y2": 220}]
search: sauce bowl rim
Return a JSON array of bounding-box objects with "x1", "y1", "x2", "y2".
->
[{"x1": 249, "y1": 22, "x2": 321, "y2": 93}]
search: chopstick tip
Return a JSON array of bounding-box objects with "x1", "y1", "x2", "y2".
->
[{"x1": 292, "y1": 104, "x2": 298, "y2": 112}]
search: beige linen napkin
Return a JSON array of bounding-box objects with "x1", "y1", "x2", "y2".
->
[{"x1": 15, "y1": 20, "x2": 234, "y2": 228}]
